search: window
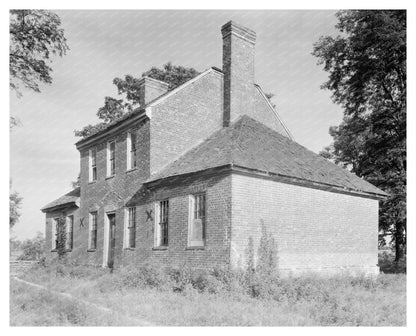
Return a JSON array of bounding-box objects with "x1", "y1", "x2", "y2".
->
[
  {"x1": 155, "y1": 200, "x2": 169, "y2": 247},
  {"x1": 89, "y1": 212, "x2": 97, "y2": 250},
  {"x1": 107, "y1": 141, "x2": 115, "y2": 176},
  {"x1": 52, "y1": 218, "x2": 59, "y2": 250},
  {"x1": 188, "y1": 193, "x2": 206, "y2": 247},
  {"x1": 127, "y1": 131, "x2": 137, "y2": 170},
  {"x1": 89, "y1": 148, "x2": 97, "y2": 182},
  {"x1": 125, "y1": 207, "x2": 136, "y2": 248},
  {"x1": 65, "y1": 215, "x2": 74, "y2": 250}
]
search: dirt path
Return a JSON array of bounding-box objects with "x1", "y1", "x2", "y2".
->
[{"x1": 12, "y1": 276, "x2": 154, "y2": 326}]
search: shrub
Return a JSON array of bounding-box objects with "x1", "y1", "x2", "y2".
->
[
  {"x1": 115, "y1": 264, "x2": 172, "y2": 290},
  {"x1": 17, "y1": 232, "x2": 45, "y2": 261},
  {"x1": 378, "y1": 251, "x2": 406, "y2": 274},
  {"x1": 167, "y1": 265, "x2": 193, "y2": 292}
]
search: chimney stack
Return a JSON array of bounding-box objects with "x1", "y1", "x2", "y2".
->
[
  {"x1": 221, "y1": 21, "x2": 256, "y2": 127},
  {"x1": 138, "y1": 76, "x2": 169, "y2": 107}
]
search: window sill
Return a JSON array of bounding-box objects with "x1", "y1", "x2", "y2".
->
[
  {"x1": 88, "y1": 181, "x2": 96, "y2": 185},
  {"x1": 152, "y1": 246, "x2": 168, "y2": 251},
  {"x1": 186, "y1": 246, "x2": 205, "y2": 250},
  {"x1": 126, "y1": 167, "x2": 137, "y2": 173},
  {"x1": 105, "y1": 175, "x2": 115, "y2": 180},
  {"x1": 124, "y1": 247, "x2": 135, "y2": 251},
  {"x1": 51, "y1": 249, "x2": 73, "y2": 253},
  {"x1": 87, "y1": 249, "x2": 96, "y2": 252}
]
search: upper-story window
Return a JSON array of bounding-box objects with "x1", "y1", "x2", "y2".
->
[
  {"x1": 107, "y1": 141, "x2": 116, "y2": 177},
  {"x1": 127, "y1": 131, "x2": 137, "y2": 170},
  {"x1": 89, "y1": 148, "x2": 97, "y2": 182}
]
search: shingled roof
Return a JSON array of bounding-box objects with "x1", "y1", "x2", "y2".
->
[
  {"x1": 146, "y1": 115, "x2": 387, "y2": 198},
  {"x1": 41, "y1": 187, "x2": 80, "y2": 212}
]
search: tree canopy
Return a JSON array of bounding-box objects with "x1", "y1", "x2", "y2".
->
[
  {"x1": 9, "y1": 10, "x2": 69, "y2": 96},
  {"x1": 313, "y1": 10, "x2": 406, "y2": 260},
  {"x1": 10, "y1": 182, "x2": 23, "y2": 229},
  {"x1": 74, "y1": 62, "x2": 200, "y2": 138}
]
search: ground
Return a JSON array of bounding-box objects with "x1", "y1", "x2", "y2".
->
[{"x1": 9, "y1": 253, "x2": 406, "y2": 326}]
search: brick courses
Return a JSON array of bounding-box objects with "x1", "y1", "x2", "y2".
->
[{"x1": 42, "y1": 20, "x2": 383, "y2": 275}]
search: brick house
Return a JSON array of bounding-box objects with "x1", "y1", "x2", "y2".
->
[{"x1": 41, "y1": 21, "x2": 387, "y2": 275}]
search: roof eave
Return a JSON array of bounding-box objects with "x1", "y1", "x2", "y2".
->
[
  {"x1": 145, "y1": 164, "x2": 387, "y2": 201},
  {"x1": 41, "y1": 201, "x2": 79, "y2": 213},
  {"x1": 75, "y1": 109, "x2": 148, "y2": 150}
]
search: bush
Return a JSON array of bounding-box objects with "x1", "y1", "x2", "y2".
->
[
  {"x1": 18, "y1": 232, "x2": 45, "y2": 261},
  {"x1": 378, "y1": 251, "x2": 406, "y2": 274}
]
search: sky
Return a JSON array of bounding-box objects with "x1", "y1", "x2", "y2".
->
[{"x1": 10, "y1": 10, "x2": 344, "y2": 240}]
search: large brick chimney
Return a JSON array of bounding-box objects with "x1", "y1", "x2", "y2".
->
[
  {"x1": 138, "y1": 76, "x2": 169, "y2": 107},
  {"x1": 221, "y1": 21, "x2": 256, "y2": 127}
]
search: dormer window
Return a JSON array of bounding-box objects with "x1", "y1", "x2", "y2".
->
[
  {"x1": 127, "y1": 131, "x2": 137, "y2": 170},
  {"x1": 107, "y1": 140, "x2": 116, "y2": 177}
]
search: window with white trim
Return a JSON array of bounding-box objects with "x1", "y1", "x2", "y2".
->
[
  {"x1": 154, "y1": 200, "x2": 169, "y2": 247},
  {"x1": 127, "y1": 131, "x2": 137, "y2": 170},
  {"x1": 52, "y1": 218, "x2": 59, "y2": 250},
  {"x1": 89, "y1": 212, "x2": 97, "y2": 250},
  {"x1": 188, "y1": 193, "x2": 206, "y2": 247},
  {"x1": 107, "y1": 141, "x2": 116, "y2": 177},
  {"x1": 65, "y1": 215, "x2": 74, "y2": 250},
  {"x1": 124, "y1": 207, "x2": 136, "y2": 248},
  {"x1": 89, "y1": 148, "x2": 97, "y2": 182}
]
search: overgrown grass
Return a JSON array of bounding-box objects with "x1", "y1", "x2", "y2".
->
[
  {"x1": 12, "y1": 258, "x2": 406, "y2": 326},
  {"x1": 9, "y1": 279, "x2": 138, "y2": 326}
]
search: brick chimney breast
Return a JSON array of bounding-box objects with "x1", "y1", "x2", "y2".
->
[
  {"x1": 221, "y1": 21, "x2": 257, "y2": 127},
  {"x1": 138, "y1": 76, "x2": 169, "y2": 107}
]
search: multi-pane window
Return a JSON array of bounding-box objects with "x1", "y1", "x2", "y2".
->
[
  {"x1": 155, "y1": 200, "x2": 169, "y2": 247},
  {"x1": 127, "y1": 131, "x2": 137, "y2": 170},
  {"x1": 125, "y1": 207, "x2": 136, "y2": 248},
  {"x1": 52, "y1": 218, "x2": 59, "y2": 250},
  {"x1": 188, "y1": 193, "x2": 206, "y2": 247},
  {"x1": 107, "y1": 141, "x2": 116, "y2": 176},
  {"x1": 89, "y1": 212, "x2": 97, "y2": 250},
  {"x1": 66, "y1": 215, "x2": 74, "y2": 250},
  {"x1": 89, "y1": 148, "x2": 97, "y2": 182}
]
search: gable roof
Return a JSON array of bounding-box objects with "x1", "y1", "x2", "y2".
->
[
  {"x1": 146, "y1": 115, "x2": 387, "y2": 199},
  {"x1": 74, "y1": 67, "x2": 293, "y2": 148},
  {"x1": 75, "y1": 68, "x2": 222, "y2": 148},
  {"x1": 41, "y1": 187, "x2": 80, "y2": 212}
]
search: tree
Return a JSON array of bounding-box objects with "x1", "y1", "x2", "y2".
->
[
  {"x1": 313, "y1": 10, "x2": 406, "y2": 261},
  {"x1": 10, "y1": 10, "x2": 69, "y2": 96},
  {"x1": 10, "y1": 182, "x2": 23, "y2": 229},
  {"x1": 74, "y1": 62, "x2": 200, "y2": 138},
  {"x1": 71, "y1": 173, "x2": 81, "y2": 189},
  {"x1": 18, "y1": 232, "x2": 45, "y2": 260}
]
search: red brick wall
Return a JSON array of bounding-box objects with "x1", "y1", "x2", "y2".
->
[
  {"x1": 149, "y1": 70, "x2": 224, "y2": 175},
  {"x1": 122, "y1": 173, "x2": 232, "y2": 269},
  {"x1": 44, "y1": 206, "x2": 79, "y2": 261},
  {"x1": 74, "y1": 120, "x2": 151, "y2": 266},
  {"x1": 222, "y1": 22, "x2": 256, "y2": 126},
  {"x1": 45, "y1": 68, "x2": 293, "y2": 268},
  {"x1": 230, "y1": 173, "x2": 379, "y2": 275},
  {"x1": 251, "y1": 86, "x2": 290, "y2": 137}
]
